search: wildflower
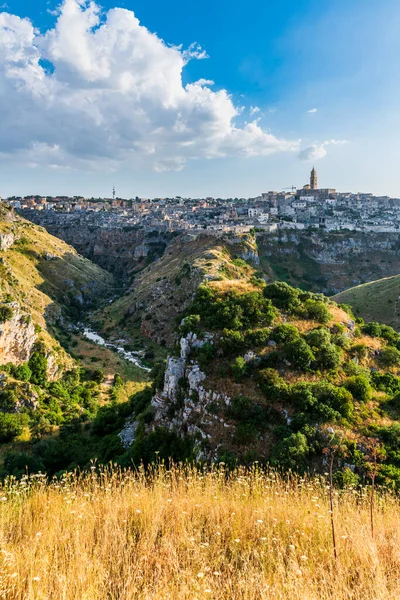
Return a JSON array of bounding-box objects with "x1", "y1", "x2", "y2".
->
[
  {"x1": 36, "y1": 532, "x2": 42, "y2": 537},
  {"x1": 204, "y1": 589, "x2": 212, "y2": 594},
  {"x1": 300, "y1": 555, "x2": 308, "y2": 561},
  {"x1": 0, "y1": 497, "x2": 7, "y2": 502},
  {"x1": 197, "y1": 572, "x2": 204, "y2": 578},
  {"x1": 33, "y1": 576, "x2": 40, "y2": 582},
  {"x1": 136, "y1": 509, "x2": 141, "y2": 514},
  {"x1": 289, "y1": 545, "x2": 295, "y2": 550},
  {"x1": 213, "y1": 572, "x2": 221, "y2": 576},
  {"x1": 256, "y1": 519, "x2": 263, "y2": 524},
  {"x1": 234, "y1": 538, "x2": 240, "y2": 543},
  {"x1": 295, "y1": 569, "x2": 302, "y2": 577}
]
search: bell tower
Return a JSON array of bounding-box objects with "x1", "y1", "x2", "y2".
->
[{"x1": 310, "y1": 167, "x2": 318, "y2": 190}]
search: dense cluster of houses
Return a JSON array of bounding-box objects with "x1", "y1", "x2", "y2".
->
[{"x1": 4, "y1": 170, "x2": 400, "y2": 234}]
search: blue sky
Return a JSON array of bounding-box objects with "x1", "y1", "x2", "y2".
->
[{"x1": 1, "y1": 0, "x2": 400, "y2": 198}]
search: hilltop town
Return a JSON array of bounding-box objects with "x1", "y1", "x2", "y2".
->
[{"x1": 4, "y1": 169, "x2": 400, "y2": 234}]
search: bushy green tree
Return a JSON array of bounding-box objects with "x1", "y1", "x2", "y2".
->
[
  {"x1": 180, "y1": 314, "x2": 201, "y2": 336},
  {"x1": 315, "y1": 343, "x2": 343, "y2": 370},
  {"x1": 263, "y1": 282, "x2": 300, "y2": 312},
  {"x1": 272, "y1": 432, "x2": 309, "y2": 470},
  {"x1": 0, "y1": 388, "x2": 18, "y2": 411},
  {"x1": 345, "y1": 375, "x2": 372, "y2": 402},
  {"x1": 380, "y1": 346, "x2": 400, "y2": 367},
  {"x1": 271, "y1": 324, "x2": 300, "y2": 344},
  {"x1": 28, "y1": 344, "x2": 48, "y2": 386},
  {"x1": 12, "y1": 363, "x2": 32, "y2": 382},
  {"x1": 306, "y1": 327, "x2": 331, "y2": 348},
  {"x1": 0, "y1": 413, "x2": 27, "y2": 442},
  {"x1": 300, "y1": 299, "x2": 331, "y2": 324},
  {"x1": 284, "y1": 338, "x2": 315, "y2": 370}
]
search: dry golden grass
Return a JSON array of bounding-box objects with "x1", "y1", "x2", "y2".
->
[
  {"x1": 208, "y1": 279, "x2": 260, "y2": 294},
  {"x1": 0, "y1": 466, "x2": 399, "y2": 600}
]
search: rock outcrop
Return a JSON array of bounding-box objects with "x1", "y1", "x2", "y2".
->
[
  {"x1": 0, "y1": 303, "x2": 36, "y2": 365},
  {"x1": 0, "y1": 233, "x2": 15, "y2": 252}
]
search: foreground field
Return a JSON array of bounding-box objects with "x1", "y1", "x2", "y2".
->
[{"x1": 0, "y1": 467, "x2": 399, "y2": 600}]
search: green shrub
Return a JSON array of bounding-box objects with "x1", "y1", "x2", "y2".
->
[
  {"x1": 0, "y1": 305, "x2": 14, "y2": 322},
  {"x1": 263, "y1": 282, "x2": 300, "y2": 312},
  {"x1": 0, "y1": 413, "x2": 27, "y2": 442},
  {"x1": 315, "y1": 343, "x2": 343, "y2": 370},
  {"x1": 306, "y1": 327, "x2": 331, "y2": 348},
  {"x1": 244, "y1": 328, "x2": 270, "y2": 347},
  {"x1": 271, "y1": 432, "x2": 309, "y2": 471},
  {"x1": 231, "y1": 356, "x2": 247, "y2": 381},
  {"x1": 299, "y1": 299, "x2": 331, "y2": 324},
  {"x1": 12, "y1": 363, "x2": 32, "y2": 382},
  {"x1": 0, "y1": 388, "x2": 18, "y2": 411},
  {"x1": 123, "y1": 428, "x2": 194, "y2": 467},
  {"x1": 380, "y1": 346, "x2": 400, "y2": 367},
  {"x1": 371, "y1": 372, "x2": 400, "y2": 394},
  {"x1": 220, "y1": 330, "x2": 246, "y2": 354},
  {"x1": 28, "y1": 342, "x2": 48, "y2": 386},
  {"x1": 271, "y1": 324, "x2": 300, "y2": 344},
  {"x1": 92, "y1": 369, "x2": 105, "y2": 384},
  {"x1": 3, "y1": 452, "x2": 44, "y2": 477},
  {"x1": 345, "y1": 376, "x2": 372, "y2": 402},
  {"x1": 180, "y1": 314, "x2": 201, "y2": 336},
  {"x1": 284, "y1": 338, "x2": 315, "y2": 371}
]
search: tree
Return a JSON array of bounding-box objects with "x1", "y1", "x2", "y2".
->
[
  {"x1": 263, "y1": 282, "x2": 300, "y2": 312},
  {"x1": 345, "y1": 375, "x2": 372, "y2": 402},
  {"x1": 0, "y1": 413, "x2": 26, "y2": 442},
  {"x1": 28, "y1": 351, "x2": 48, "y2": 386},
  {"x1": 301, "y1": 299, "x2": 331, "y2": 324},
  {"x1": 380, "y1": 346, "x2": 400, "y2": 367},
  {"x1": 284, "y1": 338, "x2": 315, "y2": 370},
  {"x1": 271, "y1": 324, "x2": 300, "y2": 344},
  {"x1": 316, "y1": 343, "x2": 343, "y2": 370}
]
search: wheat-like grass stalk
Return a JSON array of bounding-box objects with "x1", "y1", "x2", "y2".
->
[{"x1": 0, "y1": 464, "x2": 399, "y2": 599}]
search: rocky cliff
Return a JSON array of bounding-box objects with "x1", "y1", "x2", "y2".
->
[
  {"x1": 257, "y1": 230, "x2": 400, "y2": 294},
  {"x1": 18, "y1": 210, "x2": 172, "y2": 279},
  {"x1": 0, "y1": 303, "x2": 36, "y2": 365}
]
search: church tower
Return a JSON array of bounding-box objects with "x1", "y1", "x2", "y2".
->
[{"x1": 310, "y1": 167, "x2": 318, "y2": 190}]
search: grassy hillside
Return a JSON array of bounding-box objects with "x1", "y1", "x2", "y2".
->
[
  {"x1": 333, "y1": 274, "x2": 400, "y2": 329},
  {"x1": 0, "y1": 205, "x2": 150, "y2": 473},
  {"x1": 0, "y1": 204, "x2": 113, "y2": 329},
  {"x1": 0, "y1": 465, "x2": 399, "y2": 600},
  {"x1": 96, "y1": 232, "x2": 258, "y2": 346}
]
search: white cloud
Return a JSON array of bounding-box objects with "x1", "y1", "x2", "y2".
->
[
  {"x1": 307, "y1": 108, "x2": 318, "y2": 114},
  {"x1": 299, "y1": 139, "x2": 348, "y2": 161},
  {"x1": 0, "y1": 0, "x2": 299, "y2": 171},
  {"x1": 249, "y1": 106, "x2": 260, "y2": 115}
]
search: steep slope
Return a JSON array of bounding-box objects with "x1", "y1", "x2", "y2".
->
[
  {"x1": 0, "y1": 203, "x2": 114, "y2": 371},
  {"x1": 116, "y1": 278, "x2": 400, "y2": 488},
  {"x1": 333, "y1": 275, "x2": 400, "y2": 330},
  {"x1": 256, "y1": 230, "x2": 400, "y2": 294},
  {"x1": 96, "y1": 232, "x2": 259, "y2": 346}
]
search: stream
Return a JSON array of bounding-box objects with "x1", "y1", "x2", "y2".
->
[{"x1": 81, "y1": 327, "x2": 152, "y2": 373}]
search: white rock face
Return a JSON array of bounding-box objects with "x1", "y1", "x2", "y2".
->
[
  {"x1": 0, "y1": 303, "x2": 36, "y2": 365},
  {"x1": 0, "y1": 233, "x2": 15, "y2": 252},
  {"x1": 163, "y1": 357, "x2": 185, "y2": 399}
]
